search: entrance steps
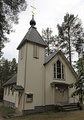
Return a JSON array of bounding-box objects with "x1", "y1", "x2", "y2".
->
[
  {"x1": 61, "y1": 103, "x2": 81, "y2": 111},
  {"x1": 55, "y1": 103, "x2": 81, "y2": 112}
]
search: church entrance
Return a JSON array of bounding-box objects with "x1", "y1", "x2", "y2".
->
[{"x1": 55, "y1": 86, "x2": 68, "y2": 104}]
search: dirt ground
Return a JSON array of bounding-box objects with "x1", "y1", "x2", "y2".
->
[
  {"x1": 0, "y1": 110, "x2": 84, "y2": 120},
  {"x1": 0, "y1": 102, "x2": 84, "y2": 120},
  {"x1": 0, "y1": 102, "x2": 4, "y2": 120},
  {"x1": 55, "y1": 111, "x2": 84, "y2": 120}
]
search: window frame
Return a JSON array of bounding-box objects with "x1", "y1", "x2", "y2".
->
[
  {"x1": 54, "y1": 60, "x2": 64, "y2": 80},
  {"x1": 5, "y1": 87, "x2": 7, "y2": 95},
  {"x1": 8, "y1": 86, "x2": 10, "y2": 95},
  {"x1": 26, "y1": 93, "x2": 33, "y2": 102},
  {"x1": 33, "y1": 45, "x2": 39, "y2": 59}
]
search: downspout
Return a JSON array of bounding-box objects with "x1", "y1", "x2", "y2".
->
[{"x1": 43, "y1": 65, "x2": 46, "y2": 106}]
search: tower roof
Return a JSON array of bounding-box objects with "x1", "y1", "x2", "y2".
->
[
  {"x1": 17, "y1": 26, "x2": 47, "y2": 49},
  {"x1": 17, "y1": 5, "x2": 47, "y2": 49}
]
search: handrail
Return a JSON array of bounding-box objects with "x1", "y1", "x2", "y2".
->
[
  {"x1": 73, "y1": 96, "x2": 79, "y2": 103},
  {"x1": 69, "y1": 96, "x2": 79, "y2": 103}
]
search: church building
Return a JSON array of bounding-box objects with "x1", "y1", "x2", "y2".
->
[{"x1": 3, "y1": 14, "x2": 78, "y2": 115}]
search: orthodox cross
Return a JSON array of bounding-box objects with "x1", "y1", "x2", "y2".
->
[{"x1": 31, "y1": 5, "x2": 36, "y2": 15}]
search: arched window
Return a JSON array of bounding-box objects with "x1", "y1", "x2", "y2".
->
[{"x1": 54, "y1": 60, "x2": 64, "y2": 79}]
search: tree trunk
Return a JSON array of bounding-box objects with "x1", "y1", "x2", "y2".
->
[{"x1": 68, "y1": 28, "x2": 72, "y2": 65}]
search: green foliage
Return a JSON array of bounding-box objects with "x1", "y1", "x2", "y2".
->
[
  {"x1": 0, "y1": 0, "x2": 27, "y2": 57},
  {"x1": 71, "y1": 55, "x2": 84, "y2": 103},
  {"x1": 57, "y1": 13, "x2": 84, "y2": 64},
  {"x1": 42, "y1": 28, "x2": 58, "y2": 55},
  {"x1": 0, "y1": 57, "x2": 17, "y2": 100},
  {"x1": 0, "y1": 104, "x2": 15, "y2": 115}
]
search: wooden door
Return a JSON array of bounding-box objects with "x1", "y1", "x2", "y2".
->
[{"x1": 55, "y1": 87, "x2": 68, "y2": 104}]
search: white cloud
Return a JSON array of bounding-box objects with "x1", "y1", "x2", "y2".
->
[{"x1": 2, "y1": 0, "x2": 84, "y2": 61}]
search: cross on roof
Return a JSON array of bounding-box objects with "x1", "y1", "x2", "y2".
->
[{"x1": 31, "y1": 5, "x2": 36, "y2": 15}]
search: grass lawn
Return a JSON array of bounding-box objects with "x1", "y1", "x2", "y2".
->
[
  {"x1": 0, "y1": 102, "x2": 15, "y2": 115},
  {"x1": 0, "y1": 102, "x2": 84, "y2": 120}
]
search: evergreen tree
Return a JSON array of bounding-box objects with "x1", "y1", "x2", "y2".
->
[
  {"x1": 0, "y1": 57, "x2": 17, "y2": 100},
  {"x1": 71, "y1": 54, "x2": 84, "y2": 103},
  {"x1": 0, "y1": 0, "x2": 27, "y2": 57},
  {"x1": 57, "y1": 13, "x2": 84, "y2": 64},
  {"x1": 42, "y1": 28, "x2": 58, "y2": 55},
  {"x1": 10, "y1": 58, "x2": 17, "y2": 76}
]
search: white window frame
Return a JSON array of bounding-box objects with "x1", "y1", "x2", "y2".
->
[
  {"x1": 33, "y1": 45, "x2": 39, "y2": 59},
  {"x1": 54, "y1": 60, "x2": 64, "y2": 79},
  {"x1": 8, "y1": 86, "x2": 10, "y2": 95},
  {"x1": 5, "y1": 87, "x2": 7, "y2": 95},
  {"x1": 26, "y1": 93, "x2": 33, "y2": 102}
]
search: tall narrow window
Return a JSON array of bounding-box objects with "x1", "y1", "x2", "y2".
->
[
  {"x1": 33, "y1": 45, "x2": 39, "y2": 59},
  {"x1": 62, "y1": 64, "x2": 64, "y2": 79},
  {"x1": 5, "y1": 87, "x2": 7, "y2": 95},
  {"x1": 8, "y1": 86, "x2": 10, "y2": 95},
  {"x1": 57, "y1": 60, "x2": 61, "y2": 78},
  {"x1": 54, "y1": 60, "x2": 64, "y2": 79},
  {"x1": 54, "y1": 63, "x2": 56, "y2": 78}
]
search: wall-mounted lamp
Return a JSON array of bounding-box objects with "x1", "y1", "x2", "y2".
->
[{"x1": 55, "y1": 87, "x2": 58, "y2": 90}]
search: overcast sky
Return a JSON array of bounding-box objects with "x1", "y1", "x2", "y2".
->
[{"x1": 3, "y1": 0, "x2": 84, "y2": 61}]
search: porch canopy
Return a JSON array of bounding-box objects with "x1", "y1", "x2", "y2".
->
[
  {"x1": 12, "y1": 85, "x2": 24, "y2": 92},
  {"x1": 50, "y1": 81, "x2": 69, "y2": 88}
]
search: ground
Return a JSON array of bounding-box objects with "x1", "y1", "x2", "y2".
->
[{"x1": 0, "y1": 102, "x2": 84, "y2": 120}]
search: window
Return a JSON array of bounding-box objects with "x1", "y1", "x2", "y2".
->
[
  {"x1": 8, "y1": 86, "x2": 10, "y2": 95},
  {"x1": 26, "y1": 94, "x2": 33, "y2": 102},
  {"x1": 54, "y1": 60, "x2": 64, "y2": 79},
  {"x1": 11, "y1": 90, "x2": 14, "y2": 95},
  {"x1": 33, "y1": 45, "x2": 39, "y2": 59},
  {"x1": 5, "y1": 87, "x2": 7, "y2": 95}
]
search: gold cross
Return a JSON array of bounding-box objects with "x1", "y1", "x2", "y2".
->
[{"x1": 31, "y1": 5, "x2": 36, "y2": 15}]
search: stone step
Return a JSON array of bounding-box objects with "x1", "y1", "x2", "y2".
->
[{"x1": 61, "y1": 103, "x2": 80, "y2": 111}]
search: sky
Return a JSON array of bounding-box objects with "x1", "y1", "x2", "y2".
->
[{"x1": 3, "y1": 0, "x2": 84, "y2": 62}]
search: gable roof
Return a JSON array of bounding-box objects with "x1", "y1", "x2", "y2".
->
[
  {"x1": 17, "y1": 27, "x2": 47, "y2": 49},
  {"x1": 45, "y1": 51, "x2": 59, "y2": 65},
  {"x1": 13, "y1": 85, "x2": 24, "y2": 91},
  {"x1": 3, "y1": 74, "x2": 17, "y2": 87},
  {"x1": 44, "y1": 50, "x2": 78, "y2": 79}
]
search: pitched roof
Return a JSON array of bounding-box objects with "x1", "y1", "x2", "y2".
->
[
  {"x1": 3, "y1": 74, "x2": 17, "y2": 86},
  {"x1": 50, "y1": 81, "x2": 69, "y2": 87},
  {"x1": 17, "y1": 27, "x2": 47, "y2": 49},
  {"x1": 13, "y1": 85, "x2": 24, "y2": 91},
  {"x1": 44, "y1": 50, "x2": 59, "y2": 65},
  {"x1": 44, "y1": 50, "x2": 77, "y2": 79}
]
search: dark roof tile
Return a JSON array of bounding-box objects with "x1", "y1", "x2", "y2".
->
[
  {"x1": 17, "y1": 27, "x2": 47, "y2": 49},
  {"x1": 13, "y1": 85, "x2": 24, "y2": 90},
  {"x1": 3, "y1": 74, "x2": 17, "y2": 86},
  {"x1": 44, "y1": 50, "x2": 77, "y2": 79}
]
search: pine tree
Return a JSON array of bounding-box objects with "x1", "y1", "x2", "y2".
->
[
  {"x1": 42, "y1": 28, "x2": 58, "y2": 55},
  {"x1": 57, "y1": 13, "x2": 84, "y2": 65},
  {"x1": 0, "y1": 0, "x2": 27, "y2": 57},
  {"x1": 0, "y1": 57, "x2": 17, "y2": 100},
  {"x1": 10, "y1": 58, "x2": 17, "y2": 76},
  {"x1": 71, "y1": 54, "x2": 84, "y2": 103}
]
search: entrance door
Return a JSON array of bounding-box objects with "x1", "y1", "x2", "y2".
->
[{"x1": 55, "y1": 87, "x2": 68, "y2": 104}]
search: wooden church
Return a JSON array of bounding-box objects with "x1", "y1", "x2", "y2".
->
[{"x1": 3, "y1": 14, "x2": 78, "y2": 115}]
